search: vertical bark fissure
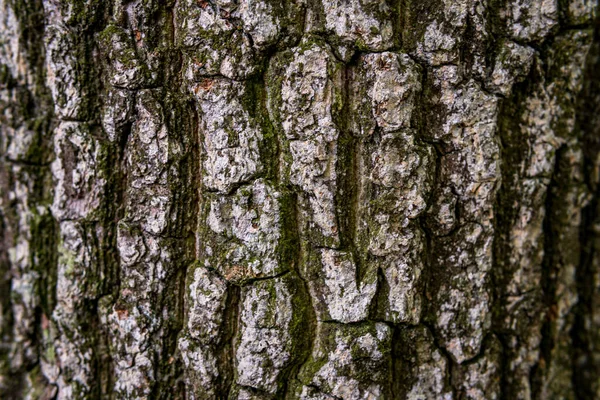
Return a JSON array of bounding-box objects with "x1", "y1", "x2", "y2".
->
[
  {"x1": 335, "y1": 57, "x2": 362, "y2": 282},
  {"x1": 280, "y1": 191, "x2": 317, "y2": 398},
  {"x1": 572, "y1": 17, "x2": 600, "y2": 400},
  {"x1": 530, "y1": 143, "x2": 566, "y2": 398},
  {"x1": 223, "y1": 283, "x2": 241, "y2": 397}
]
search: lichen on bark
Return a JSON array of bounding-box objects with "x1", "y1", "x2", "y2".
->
[{"x1": 1, "y1": 0, "x2": 600, "y2": 399}]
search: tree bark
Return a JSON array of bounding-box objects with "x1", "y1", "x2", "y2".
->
[{"x1": 1, "y1": 0, "x2": 599, "y2": 399}]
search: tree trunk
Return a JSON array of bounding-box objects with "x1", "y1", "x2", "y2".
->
[{"x1": 1, "y1": 0, "x2": 599, "y2": 399}]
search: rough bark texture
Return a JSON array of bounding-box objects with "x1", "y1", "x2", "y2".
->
[{"x1": 1, "y1": 0, "x2": 599, "y2": 399}]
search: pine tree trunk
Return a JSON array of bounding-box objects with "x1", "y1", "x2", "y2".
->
[{"x1": 1, "y1": 0, "x2": 599, "y2": 399}]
